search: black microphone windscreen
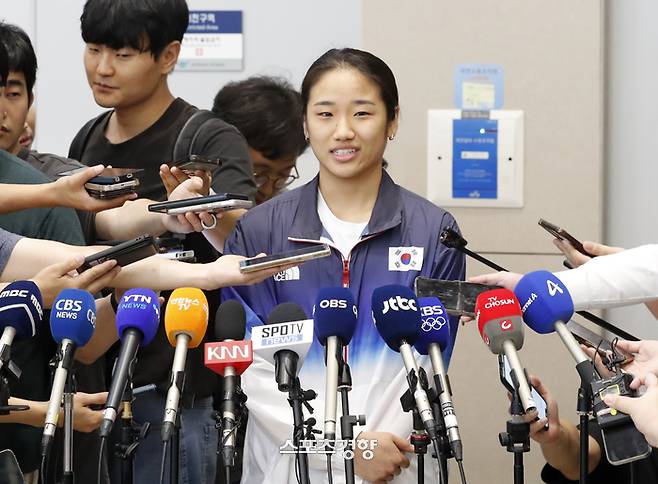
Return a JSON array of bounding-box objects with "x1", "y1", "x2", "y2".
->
[
  {"x1": 268, "y1": 302, "x2": 307, "y2": 324},
  {"x1": 214, "y1": 300, "x2": 246, "y2": 341}
]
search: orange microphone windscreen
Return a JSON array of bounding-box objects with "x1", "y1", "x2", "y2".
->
[{"x1": 165, "y1": 288, "x2": 209, "y2": 348}]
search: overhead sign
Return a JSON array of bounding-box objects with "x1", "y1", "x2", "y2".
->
[{"x1": 178, "y1": 10, "x2": 243, "y2": 71}]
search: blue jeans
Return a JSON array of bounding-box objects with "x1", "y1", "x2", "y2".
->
[{"x1": 109, "y1": 391, "x2": 218, "y2": 484}]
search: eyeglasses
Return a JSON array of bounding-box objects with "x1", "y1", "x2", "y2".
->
[{"x1": 253, "y1": 165, "x2": 299, "y2": 190}]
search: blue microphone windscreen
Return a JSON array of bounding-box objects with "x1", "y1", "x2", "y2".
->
[
  {"x1": 50, "y1": 289, "x2": 96, "y2": 347},
  {"x1": 514, "y1": 270, "x2": 575, "y2": 334},
  {"x1": 0, "y1": 280, "x2": 43, "y2": 339},
  {"x1": 371, "y1": 285, "x2": 421, "y2": 351},
  {"x1": 313, "y1": 287, "x2": 358, "y2": 346},
  {"x1": 116, "y1": 288, "x2": 160, "y2": 346},
  {"x1": 415, "y1": 296, "x2": 451, "y2": 355}
]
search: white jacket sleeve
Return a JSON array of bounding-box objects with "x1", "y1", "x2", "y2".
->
[{"x1": 555, "y1": 244, "x2": 658, "y2": 311}]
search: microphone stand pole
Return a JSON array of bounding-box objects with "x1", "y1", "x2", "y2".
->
[
  {"x1": 169, "y1": 413, "x2": 180, "y2": 484},
  {"x1": 337, "y1": 352, "x2": 365, "y2": 484},
  {"x1": 213, "y1": 373, "x2": 247, "y2": 484},
  {"x1": 62, "y1": 370, "x2": 76, "y2": 484},
  {"x1": 288, "y1": 377, "x2": 315, "y2": 484}
]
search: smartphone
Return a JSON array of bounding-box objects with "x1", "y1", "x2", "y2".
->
[
  {"x1": 538, "y1": 218, "x2": 595, "y2": 258},
  {"x1": 567, "y1": 319, "x2": 633, "y2": 364},
  {"x1": 57, "y1": 166, "x2": 143, "y2": 184},
  {"x1": 0, "y1": 449, "x2": 24, "y2": 483},
  {"x1": 170, "y1": 155, "x2": 221, "y2": 172},
  {"x1": 502, "y1": 355, "x2": 548, "y2": 420},
  {"x1": 148, "y1": 194, "x2": 253, "y2": 215},
  {"x1": 78, "y1": 235, "x2": 156, "y2": 273},
  {"x1": 85, "y1": 179, "x2": 140, "y2": 199},
  {"x1": 238, "y1": 244, "x2": 331, "y2": 273},
  {"x1": 414, "y1": 278, "x2": 501, "y2": 317},
  {"x1": 155, "y1": 250, "x2": 196, "y2": 262}
]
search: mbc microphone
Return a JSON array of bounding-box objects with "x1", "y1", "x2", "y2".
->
[
  {"x1": 251, "y1": 303, "x2": 313, "y2": 392},
  {"x1": 41, "y1": 289, "x2": 96, "y2": 458},
  {"x1": 372, "y1": 285, "x2": 438, "y2": 441},
  {"x1": 100, "y1": 289, "x2": 160, "y2": 438},
  {"x1": 161, "y1": 288, "x2": 209, "y2": 442},
  {"x1": 313, "y1": 287, "x2": 358, "y2": 442},
  {"x1": 0, "y1": 281, "x2": 43, "y2": 374},
  {"x1": 475, "y1": 288, "x2": 536, "y2": 413},
  {"x1": 204, "y1": 300, "x2": 252, "y2": 469},
  {"x1": 415, "y1": 296, "x2": 463, "y2": 461}
]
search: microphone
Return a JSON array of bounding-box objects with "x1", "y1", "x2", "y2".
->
[
  {"x1": 0, "y1": 281, "x2": 43, "y2": 374},
  {"x1": 251, "y1": 303, "x2": 314, "y2": 392},
  {"x1": 475, "y1": 288, "x2": 536, "y2": 413},
  {"x1": 313, "y1": 287, "x2": 358, "y2": 442},
  {"x1": 204, "y1": 300, "x2": 252, "y2": 468},
  {"x1": 41, "y1": 289, "x2": 96, "y2": 458},
  {"x1": 415, "y1": 296, "x2": 463, "y2": 461},
  {"x1": 99, "y1": 289, "x2": 160, "y2": 438},
  {"x1": 371, "y1": 285, "x2": 438, "y2": 440},
  {"x1": 161, "y1": 288, "x2": 209, "y2": 442}
]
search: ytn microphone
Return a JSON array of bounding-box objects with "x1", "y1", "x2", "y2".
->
[
  {"x1": 161, "y1": 288, "x2": 208, "y2": 442},
  {"x1": 41, "y1": 289, "x2": 96, "y2": 458},
  {"x1": 475, "y1": 288, "x2": 536, "y2": 413},
  {"x1": 100, "y1": 289, "x2": 160, "y2": 438},
  {"x1": 415, "y1": 296, "x2": 463, "y2": 461}
]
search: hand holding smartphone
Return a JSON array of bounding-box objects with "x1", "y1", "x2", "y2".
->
[
  {"x1": 57, "y1": 166, "x2": 143, "y2": 199},
  {"x1": 78, "y1": 235, "x2": 156, "y2": 273},
  {"x1": 148, "y1": 194, "x2": 253, "y2": 215},
  {"x1": 538, "y1": 219, "x2": 595, "y2": 258},
  {"x1": 238, "y1": 245, "x2": 331, "y2": 273}
]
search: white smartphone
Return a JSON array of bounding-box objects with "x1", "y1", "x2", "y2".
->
[{"x1": 238, "y1": 244, "x2": 331, "y2": 273}]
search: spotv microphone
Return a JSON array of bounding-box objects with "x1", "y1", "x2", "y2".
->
[
  {"x1": 41, "y1": 289, "x2": 96, "y2": 458},
  {"x1": 100, "y1": 289, "x2": 160, "y2": 438},
  {"x1": 415, "y1": 296, "x2": 463, "y2": 461},
  {"x1": 372, "y1": 285, "x2": 438, "y2": 440},
  {"x1": 0, "y1": 280, "x2": 43, "y2": 373},
  {"x1": 313, "y1": 287, "x2": 358, "y2": 442},
  {"x1": 161, "y1": 288, "x2": 209, "y2": 442},
  {"x1": 204, "y1": 300, "x2": 252, "y2": 469},
  {"x1": 251, "y1": 303, "x2": 313, "y2": 392},
  {"x1": 475, "y1": 288, "x2": 536, "y2": 413}
]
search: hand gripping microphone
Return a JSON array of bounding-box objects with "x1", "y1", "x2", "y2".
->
[
  {"x1": 313, "y1": 287, "x2": 358, "y2": 442},
  {"x1": 475, "y1": 288, "x2": 536, "y2": 414},
  {"x1": 371, "y1": 285, "x2": 438, "y2": 441},
  {"x1": 41, "y1": 289, "x2": 96, "y2": 458},
  {"x1": 204, "y1": 300, "x2": 252, "y2": 469},
  {"x1": 415, "y1": 296, "x2": 463, "y2": 461},
  {"x1": 161, "y1": 288, "x2": 208, "y2": 442},
  {"x1": 100, "y1": 289, "x2": 160, "y2": 438},
  {"x1": 251, "y1": 303, "x2": 314, "y2": 392}
]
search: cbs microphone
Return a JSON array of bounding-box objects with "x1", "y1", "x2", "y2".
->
[
  {"x1": 204, "y1": 300, "x2": 252, "y2": 469},
  {"x1": 41, "y1": 289, "x2": 96, "y2": 458},
  {"x1": 475, "y1": 289, "x2": 536, "y2": 414},
  {"x1": 416, "y1": 296, "x2": 463, "y2": 461},
  {"x1": 100, "y1": 289, "x2": 160, "y2": 438},
  {"x1": 161, "y1": 288, "x2": 209, "y2": 442}
]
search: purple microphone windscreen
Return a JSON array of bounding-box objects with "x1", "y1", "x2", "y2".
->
[
  {"x1": 50, "y1": 289, "x2": 96, "y2": 347},
  {"x1": 415, "y1": 296, "x2": 451, "y2": 355},
  {"x1": 268, "y1": 302, "x2": 307, "y2": 325},
  {"x1": 214, "y1": 300, "x2": 246, "y2": 341},
  {"x1": 116, "y1": 288, "x2": 160, "y2": 346},
  {"x1": 514, "y1": 270, "x2": 575, "y2": 334},
  {"x1": 313, "y1": 287, "x2": 358, "y2": 346},
  {"x1": 371, "y1": 285, "x2": 421, "y2": 351},
  {"x1": 0, "y1": 280, "x2": 43, "y2": 339}
]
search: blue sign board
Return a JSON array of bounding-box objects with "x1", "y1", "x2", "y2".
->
[{"x1": 452, "y1": 119, "x2": 498, "y2": 199}]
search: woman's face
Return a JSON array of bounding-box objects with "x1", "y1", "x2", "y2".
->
[{"x1": 305, "y1": 68, "x2": 398, "y2": 182}]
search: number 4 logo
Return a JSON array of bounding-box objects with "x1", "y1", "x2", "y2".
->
[{"x1": 547, "y1": 280, "x2": 563, "y2": 296}]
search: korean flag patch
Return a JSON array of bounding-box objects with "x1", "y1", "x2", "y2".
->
[{"x1": 388, "y1": 247, "x2": 424, "y2": 272}]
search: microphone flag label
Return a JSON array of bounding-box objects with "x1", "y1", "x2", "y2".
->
[
  {"x1": 388, "y1": 247, "x2": 424, "y2": 272},
  {"x1": 205, "y1": 340, "x2": 253, "y2": 376}
]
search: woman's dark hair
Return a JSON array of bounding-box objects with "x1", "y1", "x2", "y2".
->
[
  {"x1": 301, "y1": 48, "x2": 399, "y2": 122},
  {"x1": 0, "y1": 23, "x2": 38, "y2": 95},
  {"x1": 81, "y1": 0, "x2": 189, "y2": 58},
  {"x1": 213, "y1": 76, "x2": 307, "y2": 160}
]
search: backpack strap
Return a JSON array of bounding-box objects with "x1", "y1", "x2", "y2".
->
[
  {"x1": 68, "y1": 111, "x2": 112, "y2": 160},
  {"x1": 172, "y1": 109, "x2": 218, "y2": 162}
]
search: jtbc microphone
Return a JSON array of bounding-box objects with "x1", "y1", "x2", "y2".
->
[
  {"x1": 0, "y1": 281, "x2": 43, "y2": 374},
  {"x1": 161, "y1": 288, "x2": 209, "y2": 442},
  {"x1": 313, "y1": 287, "x2": 358, "y2": 442},
  {"x1": 100, "y1": 289, "x2": 160, "y2": 438},
  {"x1": 41, "y1": 289, "x2": 96, "y2": 458},
  {"x1": 372, "y1": 285, "x2": 438, "y2": 441},
  {"x1": 415, "y1": 296, "x2": 463, "y2": 461},
  {"x1": 475, "y1": 288, "x2": 536, "y2": 414},
  {"x1": 251, "y1": 303, "x2": 313, "y2": 392},
  {"x1": 204, "y1": 300, "x2": 252, "y2": 468}
]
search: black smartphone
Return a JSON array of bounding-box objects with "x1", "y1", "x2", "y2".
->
[
  {"x1": 78, "y1": 235, "x2": 156, "y2": 273},
  {"x1": 414, "y1": 278, "x2": 501, "y2": 317},
  {"x1": 148, "y1": 193, "x2": 253, "y2": 214},
  {"x1": 57, "y1": 166, "x2": 143, "y2": 184},
  {"x1": 0, "y1": 449, "x2": 24, "y2": 483},
  {"x1": 170, "y1": 155, "x2": 221, "y2": 172},
  {"x1": 538, "y1": 218, "x2": 595, "y2": 258},
  {"x1": 239, "y1": 244, "x2": 331, "y2": 273}
]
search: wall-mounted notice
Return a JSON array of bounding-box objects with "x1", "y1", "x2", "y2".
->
[
  {"x1": 454, "y1": 64, "x2": 504, "y2": 110},
  {"x1": 452, "y1": 118, "x2": 498, "y2": 199},
  {"x1": 178, "y1": 11, "x2": 243, "y2": 71}
]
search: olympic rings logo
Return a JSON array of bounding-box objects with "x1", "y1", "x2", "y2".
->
[{"x1": 421, "y1": 316, "x2": 447, "y2": 332}]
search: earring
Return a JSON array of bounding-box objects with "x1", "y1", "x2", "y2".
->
[
  {"x1": 388, "y1": 135, "x2": 395, "y2": 141},
  {"x1": 305, "y1": 137, "x2": 310, "y2": 142}
]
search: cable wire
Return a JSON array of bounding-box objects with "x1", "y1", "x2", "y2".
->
[
  {"x1": 326, "y1": 453, "x2": 334, "y2": 484},
  {"x1": 97, "y1": 436, "x2": 106, "y2": 484},
  {"x1": 159, "y1": 440, "x2": 168, "y2": 484},
  {"x1": 457, "y1": 459, "x2": 468, "y2": 484}
]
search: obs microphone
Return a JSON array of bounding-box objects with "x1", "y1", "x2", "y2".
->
[
  {"x1": 161, "y1": 288, "x2": 209, "y2": 442},
  {"x1": 205, "y1": 300, "x2": 252, "y2": 469},
  {"x1": 100, "y1": 289, "x2": 160, "y2": 438},
  {"x1": 416, "y1": 296, "x2": 463, "y2": 461},
  {"x1": 41, "y1": 289, "x2": 96, "y2": 458},
  {"x1": 475, "y1": 289, "x2": 536, "y2": 414}
]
